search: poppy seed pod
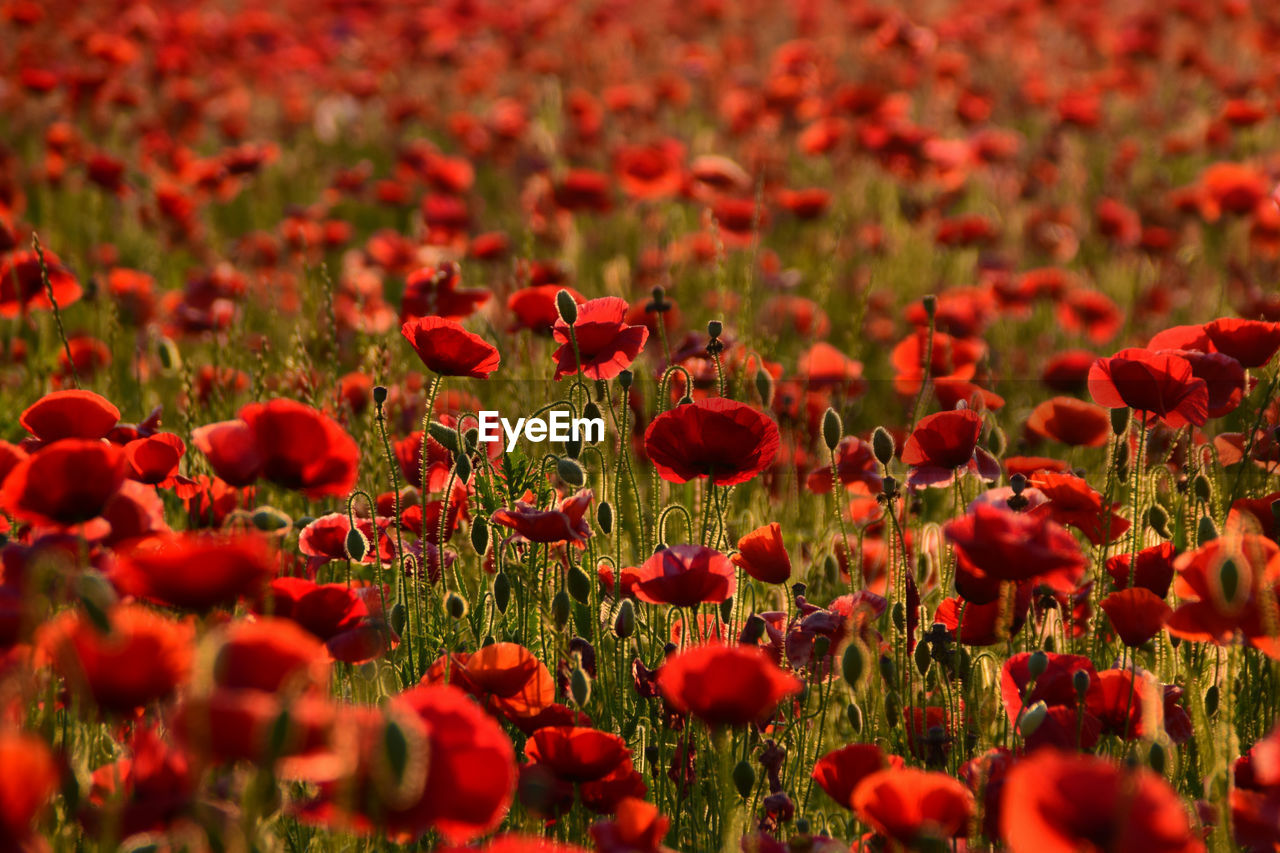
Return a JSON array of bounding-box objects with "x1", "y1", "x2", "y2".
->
[
  {"x1": 872, "y1": 427, "x2": 895, "y2": 466},
  {"x1": 1073, "y1": 669, "x2": 1091, "y2": 701},
  {"x1": 372, "y1": 385, "x2": 388, "y2": 406},
  {"x1": 555, "y1": 288, "x2": 578, "y2": 324},
  {"x1": 922, "y1": 293, "x2": 937, "y2": 318},
  {"x1": 707, "y1": 319, "x2": 722, "y2": 339},
  {"x1": 822, "y1": 407, "x2": 843, "y2": 451}
]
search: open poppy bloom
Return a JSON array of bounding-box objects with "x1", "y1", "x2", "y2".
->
[
  {"x1": 852, "y1": 767, "x2": 973, "y2": 848},
  {"x1": 1001, "y1": 652, "x2": 1102, "y2": 750},
  {"x1": 1001, "y1": 750, "x2": 1202, "y2": 853},
  {"x1": 625, "y1": 545, "x2": 736, "y2": 607},
  {"x1": 298, "y1": 513, "x2": 398, "y2": 574},
  {"x1": 492, "y1": 489, "x2": 594, "y2": 547},
  {"x1": 644, "y1": 398, "x2": 781, "y2": 486},
  {"x1": 422, "y1": 642, "x2": 556, "y2": 722},
  {"x1": 1106, "y1": 542, "x2": 1178, "y2": 597},
  {"x1": 522, "y1": 726, "x2": 644, "y2": 815},
  {"x1": 0, "y1": 439, "x2": 127, "y2": 539},
  {"x1": 0, "y1": 248, "x2": 82, "y2": 317},
  {"x1": 0, "y1": 730, "x2": 59, "y2": 846},
  {"x1": 211, "y1": 617, "x2": 331, "y2": 694},
  {"x1": 1028, "y1": 471, "x2": 1130, "y2": 545},
  {"x1": 901, "y1": 408, "x2": 1000, "y2": 488},
  {"x1": 110, "y1": 531, "x2": 277, "y2": 612},
  {"x1": 19, "y1": 389, "x2": 119, "y2": 445},
  {"x1": 945, "y1": 503, "x2": 1085, "y2": 602},
  {"x1": 811, "y1": 744, "x2": 895, "y2": 810},
  {"x1": 806, "y1": 436, "x2": 882, "y2": 494},
  {"x1": 1202, "y1": 317, "x2": 1280, "y2": 368},
  {"x1": 36, "y1": 603, "x2": 194, "y2": 714},
  {"x1": 1024, "y1": 396, "x2": 1111, "y2": 447},
  {"x1": 400, "y1": 262, "x2": 491, "y2": 322},
  {"x1": 657, "y1": 643, "x2": 801, "y2": 728},
  {"x1": 935, "y1": 589, "x2": 1034, "y2": 646},
  {"x1": 732, "y1": 523, "x2": 791, "y2": 585},
  {"x1": 1101, "y1": 587, "x2": 1172, "y2": 646},
  {"x1": 551, "y1": 296, "x2": 648, "y2": 381},
  {"x1": 1087, "y1": 348, "x2": 1208, "y2": 428},
  {"x1": 123, "y1": 432, "x2": 194, "y2": 491},
  {"x1": 192, "y1": 398, "x2": 359, "y2": 498},
  {"x1": 401, "y1": 315, "x2": 501, "y2": 378},
  {"x1": 261, "y1": 576, "x2": 394, "y2": 664},
  {"x1": 589, "y1": 796, "x2": 671, "y2": 853},
  {"x1": 1165, "y1": 534, "x2": 1280, "y2": 659}
]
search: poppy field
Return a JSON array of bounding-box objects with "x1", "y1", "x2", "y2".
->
[{"x1": 9, "y1": 0, "x2": 1280, "y2": 851}]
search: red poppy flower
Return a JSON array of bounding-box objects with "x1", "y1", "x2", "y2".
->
[
  {"x1": 521, "y1": 727, "x2": 643, "y2": 815},
  {"x1": 0, "y1": 731, "x2": 59, "y2": 846},
  {"x1": 589, "y1": 796, "x2": 671, "y2": 853},
  {"x1": 0, "y1": 248, "x2": 82, "y2": 317},
  {"x1": 1101, "y1": 588, "x2": 1172, "y2": 646},
  {"x1": 946, "y1": 502, "x2": 1087, "y2": 601},
  {"x1": 852, "y1": 768, "x2": 973, "y2": 847},
  {"x1": 1203, "y1": 317, "x2": 1280, "y2": 368},
  {"x1": 551, "y1": 296, "x2": 648, "y2": 381},
  {"x1": 400, "y1": 262, "x2": 491, "y2": 322},
  {"x1": 1024, "y1": 396, "x2": 1110, "y2": 447},
  {"x1": 492, "y1": 489, "x2": 594, "y2": 547},
  {"x1": 614, "y1": 140, "x2": 684, "y2": 200},
  {"x1": 212, "y1": 617, "x2": 331, "y2": 694},
  {"x1": 1087, "y1": 348, "x2": 1208, "y2": 428},
  {"x1": 297, "y1": 512, "x2": 397, "y2": 574},
  {"x1": 1198, "y1": 162, "x2": 1268, "y2": 220},
  {"x1": 901, "y1": 408, "x2": 1000, "y2": 488},
  {"x1": 732, "y1": 523, "x2": 792, "y2": 585},
  {"x1": 644, "y1": 398, "x2": 781, "y2": 486},
  {"x1": 19, "y1": 389, "x2": 119, "y2": 444},
  {"x1": 1105, "y1": 542, "x2": 1178, "y2": 597},
  {"x1": 262, "y1": 577, "x2": 392, "y2": 664},
  {"x1": 657, "y1": 643, "x2": 801, "y2": 727},
  {"x1": 806, "y1": 436, "x2": 882, "y2": 494},
  {"x1": 811, "y1": 743, "x2": 892, "y2": 810},
  {"x1": 111, "y1": 532, "x2": 277, "y2": 611},
  {"x1": 440, "y1": 837, "x2": 588, "y2": 853},
  {"x1": 1041, "y1": 349, "x2": 1097, "y2": 393},
  {"x1": 123, "y1": 432, "x2": 191, "y2": 489},
  {"x1": 935, "y1": 588, "x2": 1033, "y2": 646},
  {"x1": 1001, "y1": 750, "x2": 1202, "y2": 853},
  {"x1": 422, "y1": 642, "x2": 556, "y2": 721},
  {"x1": 553, "y1": 169, "x2": 613, "y2": 213},
  {"x1": 1089, "y1": 668, "x2": 1163, "y2": 740},
  {"x1": 401, "y1": 316, "x2": 500, "y2": 378},
  {"x1": 36, "y1": 603, "x2": 194, "y2": 714},
  {"x1": 626, "y1": 545, "x2": 736, "y2": 607},
  {"x1": 1028, "y1": 471, "x2": 1130, "y2": 545},
  {"x1": 0, "y1": 439, "x2": 126, "y2": 537},
  {"x1": 1166, "y1": 534, "x2": 1280, "y2": 658},
  {"x1": 891, "y1": 330, "x2": 985, "y2": 396},
  {"x1": 1228, "y1": 492, "x2": 1280, "y2": 539},
  {"x1": 1162, "y1": 349, "x2": 1245, "y2": 418},
  {"x1": 1001, "y1": 652, "x2": 1102, "y2": 750},
  {"x1": 193, "y1": 398, "x2": 359, "y2": 498},
  {"x1": 1149, "y1": 324, "x2": 1212, "y2": 353}
]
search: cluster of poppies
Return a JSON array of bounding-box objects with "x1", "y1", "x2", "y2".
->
[{"x1": 7, "y1": 0, "x2": 1280, "y2": 851}]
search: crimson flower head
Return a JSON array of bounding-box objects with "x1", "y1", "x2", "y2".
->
[
  {"x1": 521, "y1": 726, "x2": 645, "y2": 816},
  {"x1": 423, "y1": 642, "x2": 556, "y2": 721},
  {"x1": 19, "y1": 389, "x2": 119, "y2": 445},
  {"x1": 626, "y1": 545, "x2": 736, "y2": 607},
  {"x1": 192, "y1": 398, "x2": 359, "y2": 498},
  {"x1": 0, "y1": 248, "x2": 82, "y2": 317},
  {"x1": 0, "y1": 731, "x2": 59, "y2": 847},
  {"x1": 400, "y1": 262, "x2": 491, "y2": 322},
  {"x1": 732, "y1": 522, "x2": 792, "y2": 585},
  {"x1": 1101, "y1": 587, "x2": 1172, "y2": 647},
  {"x1": 1088, "y1": 348, "x2": 1208, "y2": 428},
  {"x1": 1001, "y1": 750, "x2": 1202, "y2": 853},
  {"x1": 901, "y1": 407, "x2": 1000, "y2": 488},
  {"x1": 1024, "y1": 396, "x2": 1111, "y2": 447},
  {"x1": 0, "y1": 439, "x2": 127, "y2": 538},
  {"x1": 853, "y1": 767, "x2": 973, "y2": 847},
  {"x1": 110, "y1": 531, "x2": 277, "y2": 612},
  {"x1": 644, "y1": 398, "x2": 781, "y2": 486},
  {"x1": 401, "y1": 315, "x2": 500, "y2": 378},
  {"x1": 657, "y1": 643, "x2": 802, "y2": 728},
  {"x1": 551, "y1": 296, "x2": 648, "y2": 380},
  {"x1": 811, "y1": 743, "x2": 893, "y2": 810},
  {"x1": 946, "y1": 504, "x2": 1085, "y2": 603},
  {"x1": 1204, "y1": 317, "x2": 1280, "y2": 368},
  {"x1": 492, "y1": 489, "x2": 593, "y2": 547}
]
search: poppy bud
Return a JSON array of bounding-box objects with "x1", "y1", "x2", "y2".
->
[
  {"x1": 922, "y1": 294, "x2": 937, "y2": 318},
  {"x1": 707, "y1": 319, "x2": 723, "y2": 339},
  {"x1": 1073, "y1": 669, "x2": 1091, "y2": 701},
  {"x1": 494, "y1": 572, "x2": 511, "y2": 613},
  {"x1": 613, "y1": 599, "x2": 635, "y2": 639},
  {"x1": 345, "y1": 527, "x2": 368, "y2": 562},
  {"x1": 813, "y1": 636, "x2": 831, "y2": 662},
  {"x1": 822, "y1": 407, "x2": 842, "y2": 451},
  {"x1": 463, "y1": 428, "x2": 479, "y2": 451},
  {"x1": 891, "y1": 602, "x2": 906, "y2": 632},
  {"x1": 879, "y1": 655, "x2": 897, "y2": 683},
  {"x1": 564, "y1": 434, "x2": 582, "y2": 460},
  {"x1": 1114, "y1": 440, "x2": 1130, "y2": 470},
  {"x1": 1019, "y1": 701, "x2": 1048, "y2": 738},
  {"x1": 618, "y1": 369, "x2": 633, "y2": 389},
  {"x1": 1027, "y1": 650, "x2": 1049, "y2": 680},
  {"x1": 872, "y1": 427, "x2": 895, "y2": 466},
  {"x1": 1146, "y1": 504, "x2": 1170, "y2": 538},
  {"x1": 557, "y1": 457, "x2": 586, "y2": 487},
  {"x1": 796, "y1": 818, "x2": 811, "y2": 836},
  {"x1": 732, "y1": 759, "x2": 755, "y2": 799},
  {"x1": 1110, "y1": 407, "x2": 1131, "y2": 435},
  {"x1": 1042, "y1": 634, "x2": 1056, "y2": 653},
  {"x1": 296, "y1": 515, "x2": 315, "y2": 529},
  {"x1": 428, "y1": 421, "x2": 460, "y2": 452},
  {"x1": 1197, "y1": 515, "x2": 1218, "y2": 545},
  {"x1": 389, "y1": 602, "x2": 407, "y2": 635},
  {"x1": 1205, "y1": 684, "x2": 1220, "y2": 717},
  {"x1": 720, "y1": 596, "x2": 734, "y2": 623},
  {"x1": 597, "y1": 501, "x2": 613, "y2": 534},
  {"x1": 846, "y1": 702, "x2": 863, "y2": 733},
  {"x1": 678, "y1": 395, "x2": 694, "y2": 406},
  {"x1": 552, "y1": 590, "x2": 571, "y2": 628},
  {"x1": 914, "y1": 639, "x2": 931, "y2": 676},
  {"x1": 470, "y1": 516, "x2": 489, "y2": 554},
  {"x1": 755, "y1": 367, "x2": 774, "y2": 407},
  {"x1": 252, "y1": 506, "x2": 292, "y2": 532},
  {"x1": 482, "y1": 634, "x2": 495, "y2": 647},
  {"x1": 156, "y1": 336, "x2": 182, "y2": 372},
  {"x1": 1148, "y1": 741, "x2": 1166, "y2": 775},
  {"x1": 445, "y1": 592, "x2": 467, "y2": 619},
  {"x1": 741, "y1": 613, "x2": 766, "y2": 644},
  {"x1": 570, "y1": 667, "x2": 591, "y2": 707},
  {"x1": 555, "y1": 289, "x2": 579, "y2": 324},
  {"x1": 884, "y1": 691, "x2": 901, "y2": 724},
  {"x1": 454, "y1": 451, "x2": 472, "y2": 483},
  {"x1": 567, "y1": 564, "x2": 591, "y2": 604},
  {"x1": 373, "y1": 385, "x2": 388, "y2": 406}
]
